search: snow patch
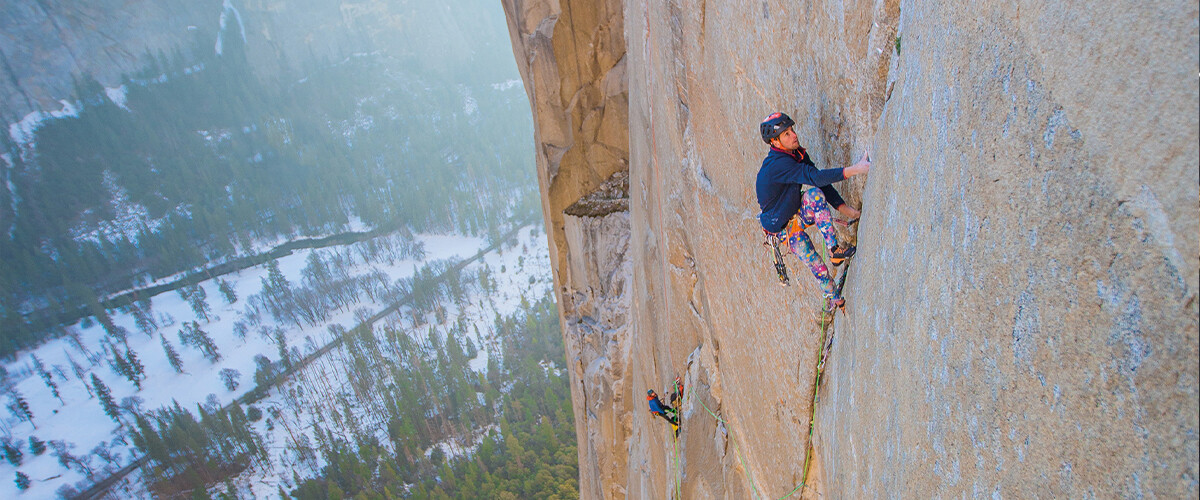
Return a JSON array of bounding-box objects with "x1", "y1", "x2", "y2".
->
[
  {"x1": 105, "y1": 85, "x2": 129, "y2": 110},
  {"x1": 425, "y1": 424, "x2": 499, "y2": 462},
  {"x1": 215, "y1": 0, "x2": 248, "y2": 56},
  {"x1": 8, "y1": 99, "x2": 81, "y2": 145},
  {"x1": 68, "y1": 171, "x2": 169, "y2": 245},
  {"x1": 3, "y1": 153, "x2": 16, "y2": 237}
]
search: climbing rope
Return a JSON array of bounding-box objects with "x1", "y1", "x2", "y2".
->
[
  {"x1": 696, "y1": 397, "x2": 766, "y2": 499},
  {"x1": 797, "y1": 312, "x2": 832, "y2": 493},
  {"x1": 796, "y1": 240, "x2": 845, "y2": 493},
  {"x1": 671, "y1": 427, "x2": 684, "y2": 500},
  {"x1": 664, "y1": 239, "x2": 841, "y2": 499},
  {"x1": 694, "y1": 396, "x2": 813, "y2": 500}
]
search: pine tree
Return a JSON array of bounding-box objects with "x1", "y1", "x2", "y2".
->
[
  {"x1": 14, "y1": 471, "x2": 30, "y2": 491},
  {"x1": 124, "y1": 347, "x2": 146, "y2": 390},
  {"x1": 161, "y1": 334, "x2": 185, "y2": 373},
  {"x1": 253, "y1": 355, "x2": 276, "y2": 388},
  {"x1": 7, "y1": 391, "x2": 34, "y2": 428},
  {"x1": 185, "y1": 284, "x2": 212, "y2": 322},
  {"x1": 31, "y1": 354, "x2": 64, "y2": 404},
  {"x1": 217, "y1": 278, "x2": 238, "y2": 304},
  {"x1": 108, "y1": 343, "x2": 133, "y2": 382},
  {"x1": 132, "y1": 301, "x2": 159, "y2": 337},
  {"x1": 64, "y1": 350, "x2": 87, "y2": 382},
  {"x1": 198, "y1": 325, "x2": 221, "y2": 362},
  {"x1": 82, "y1": 287, "x2": 127, "y2": 344},
  {"x1": 274, "y1": 329, "x2": 291, "y2": 368},
  {"x1": 131, "y1": 413, "x2": 168, "y2": 465},
  {"x1": 29, "y1": 435, "x2": 47, "y2": 455},
  {"x1": 1, "y1": 438, "x2": 22, "y2": 466},
  {"x1": 180, "y1": 321, "x2": 221, "y2": 362},
  {"x1": 91, "y1": 374, "x2": 121, "y2": 424}
]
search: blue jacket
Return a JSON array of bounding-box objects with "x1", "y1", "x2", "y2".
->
[
  {"x1": 756, "y1": 146, "x2": 847, "y2": 233},
  {"x1": 647, "y1": 396, "x2": 668, "y2": 415}
]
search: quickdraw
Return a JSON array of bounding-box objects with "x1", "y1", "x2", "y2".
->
[{"x1": 763, "y1": 230, "x2": 790, "y2": 286}]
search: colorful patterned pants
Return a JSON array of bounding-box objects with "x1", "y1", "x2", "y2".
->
[{"x1": 772, "y1": 188, "x2": 840, "y2": 298}]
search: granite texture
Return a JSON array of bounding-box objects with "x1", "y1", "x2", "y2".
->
[{"x1": 505, "y1": 0, "x2": 1199, "y2": 498}]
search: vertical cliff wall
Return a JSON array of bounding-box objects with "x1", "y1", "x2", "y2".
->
[
  {"x1": 505, "y1": 0, "x2": 1199, "y2": 498},
  {"x1": 501, "y1": 0, "x2": 632, "y2": 497}
]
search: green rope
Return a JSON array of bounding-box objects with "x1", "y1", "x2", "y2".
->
[
  {"x1": 671, "y1": 428, "x2": 683, "y2": 500},
  {"x1": 796, "y1": 270, "x2": 839, "y2": 496},
  {"x1": 696, "y1": 397, "x2": 764, "y2": 499},
  {"x1": 683, "y1": 324, "x2": 832, "y2": 500},
  {"x1": 774, "y1": 480, "x2": 806, "y2": 500}
]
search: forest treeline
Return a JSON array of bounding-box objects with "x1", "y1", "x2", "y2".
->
[
  {"x1": 285, "y1": 293, "x2": 577, "y2": 500},
  {"x1": 116, "y1": 288, "x2": 573, "y2": 499},
  {"x1": 0, "y1": 20, "x2": 537, "y2": 358}
]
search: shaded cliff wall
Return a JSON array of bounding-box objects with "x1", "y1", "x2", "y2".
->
[
  {"x1": 501, "y1": 0, "x2": 631, "y2": 498},
  {"x1": 507, "y1": 0, "x2": 1198, "y2": 498}
]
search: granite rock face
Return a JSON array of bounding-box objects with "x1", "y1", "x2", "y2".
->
[
  {"x1": 505, "y1": 0, "x2": 1199, "y2": 498},
  {"x1": 501, "y1": 1, "x2": 632, "y2": 497}
]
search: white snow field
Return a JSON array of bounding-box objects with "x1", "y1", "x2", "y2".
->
[{"x1": 1, "y1": 226, "x2": 552, "y2": 499}]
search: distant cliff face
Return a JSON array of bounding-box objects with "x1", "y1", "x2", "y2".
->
[
  {"x1": 0, "y1": 0, "x2": 508, "y2": 123},
  {"x1": 0, "y1": 0, "x2": 218, "y2": 121},
  {"x1": 505, "y1": 0, "x2": 1199, "y2": 498}
]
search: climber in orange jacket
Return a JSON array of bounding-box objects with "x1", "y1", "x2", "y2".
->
[{"x1": 756, "y1": 112, "x2": 870, "y2": 310}]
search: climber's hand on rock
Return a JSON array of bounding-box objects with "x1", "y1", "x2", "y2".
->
[
  {"x1": 837, "y1": 204, "x2": 861, "y2": 219},
  {"x1": 843, "y1": 149, "x2": 872, "y2": 177},
  {"x1": 845, "y1": 159, "x2": 870, "y2": 177}
]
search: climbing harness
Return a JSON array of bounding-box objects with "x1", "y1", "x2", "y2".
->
[{"x1": 765, "y1": 215, "x2": 857, "y2": 288}]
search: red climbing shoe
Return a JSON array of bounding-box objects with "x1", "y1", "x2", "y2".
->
[{"x1": 830, "y1": 244, "x2": 856, "y2": 266}]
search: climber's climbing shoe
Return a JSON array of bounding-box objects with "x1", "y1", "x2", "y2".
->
[
  {"x1": 822, "y1": 296, "x2": 846, "y2": 313},
  {"x1": 830, "y1": 244, "x2": 856, "y2": 266}
]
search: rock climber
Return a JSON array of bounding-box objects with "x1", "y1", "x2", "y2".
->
[
  {"x1": 647, "y1": 389, "x2": 679, "y2": 427},
  {"x1": 669, "y1": 376, "x2": 684, "y2": 411},
  {"x1": 756, "y1": 112, "x2": 871, "y2": 310}
]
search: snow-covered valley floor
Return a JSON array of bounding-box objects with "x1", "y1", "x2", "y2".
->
[{"x1": 1, "y1": 225, "x2": 552, "y2": 499}]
